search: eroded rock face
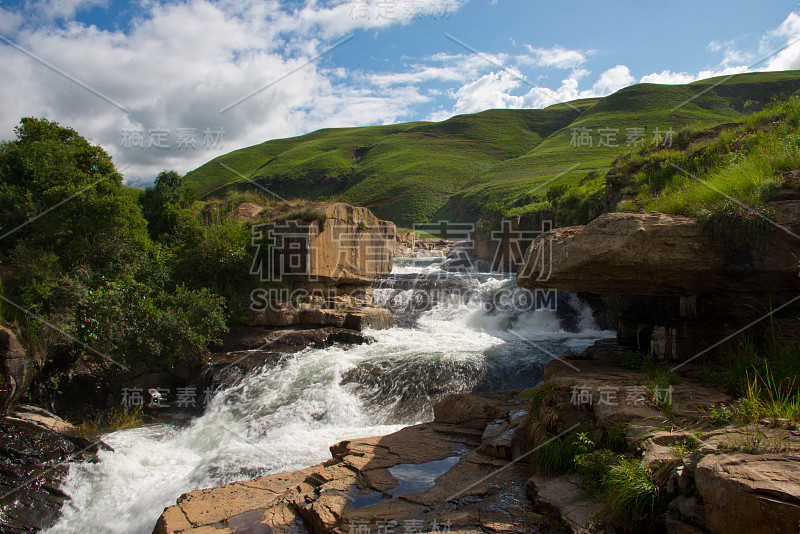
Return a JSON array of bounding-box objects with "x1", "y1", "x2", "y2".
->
[
  {"x1": 258, "y1": 202, "x2": 395, "y2": 286},
  {"x1": 517, "y1": 210, "x2": 800, "y2": 296},
  {"x1": 152, "y1": 392, "x2": 561, "y2": 534},
  {"x1": 517, "y1": 209, "x2": 800, "y2": 360}
]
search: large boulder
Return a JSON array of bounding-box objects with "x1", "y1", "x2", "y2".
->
[
  {"x1": 695, "y1": 453, "x2": 800, "y2": 534},
  {"x1": 258, "y1": 202, "x2": 395, "y2": 286},
  {"x1": 517, "y1": 210, "x2": 800, "y2": 296}
]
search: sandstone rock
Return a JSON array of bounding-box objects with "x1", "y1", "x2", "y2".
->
[
  {"x1": 695, "y1": 453, "x2": 800, "y2": 534},
  {"x1": 526, "y1": 473, "x2": 603, "y2": 533},
  {"x1": 232, "y1": 202, "x2": 264, "y2": 221},
  {"x1": 153, "y1": 391, "x2": 557, "y2": 534},
  {"x1": 517, "y1": 210, "x2": 800, "y2": 296},
  {"x1": 432, "y1": 391, "x2": 521, "y2": 431},
  {"x1": 259, "y1": 202, "x2": 395, "y2": 286}
]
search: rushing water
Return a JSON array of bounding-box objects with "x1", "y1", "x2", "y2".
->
[{"x1": 46, "y1": 258, "x2": 613, "y2": 534}]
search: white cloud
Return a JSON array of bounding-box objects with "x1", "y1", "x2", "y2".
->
[
  {"x1": 521, "y1": 44, "x2": 590, "y2": 69},
  {"x1": 0, "y1": 0, "x2": 463, "y2": 184},
  {"x1": 762, "y1": 11, "x2": 800, "y2": 70},
  {"x1": 640, "y1": 70, "x2": 696, "y2": 84},
  {"x1": 591, "y1": 64, "x2": 635, "y2": 94}
]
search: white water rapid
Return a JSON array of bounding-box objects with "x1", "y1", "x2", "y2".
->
[{"x1": 46, "y1": 258, "x2": 613, "y2": 534}]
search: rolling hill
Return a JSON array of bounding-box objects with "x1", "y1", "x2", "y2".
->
[{"x1": 183, "y1": 70, "x2": 800, "y2": 226}]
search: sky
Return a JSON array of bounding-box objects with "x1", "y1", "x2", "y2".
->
[{"x1": 1, "y1": 0, "x2": 800, "y2": 186}]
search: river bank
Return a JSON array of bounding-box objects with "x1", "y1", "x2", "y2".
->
[{"x1": 152, "y1": 338, "x2": 800, "y2": 534}]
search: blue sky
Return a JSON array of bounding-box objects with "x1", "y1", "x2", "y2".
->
[{"x1": 1, "y1": 0, "x2": 799, "y2": 184}]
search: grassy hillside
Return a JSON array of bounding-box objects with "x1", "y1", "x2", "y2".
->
[{"x1": 183, "y1": 71, "x2": 800, "y2": 226}]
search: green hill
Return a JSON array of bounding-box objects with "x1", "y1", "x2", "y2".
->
[{"x1": 183, "y1": 70, "x2": 800, "y2": 226}]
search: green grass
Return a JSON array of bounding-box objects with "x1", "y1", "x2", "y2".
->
[{"x1": 182, "y1": 71, "x2": 800, "y2": 226}]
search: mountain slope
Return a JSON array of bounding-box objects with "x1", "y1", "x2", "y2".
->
[{"x1": 183, "y1": 71, "x2": 800, "y2": 226}]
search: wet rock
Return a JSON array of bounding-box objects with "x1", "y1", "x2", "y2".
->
[
  {"x1": 526, "y1": 473, "x2": 603, "y2": 533},
  {"x1": 0, "y1": 406, "x2": 103, "y2": 533},
  {"x1": 153, "y1": 391, "x2": 557, "y2": 534}
]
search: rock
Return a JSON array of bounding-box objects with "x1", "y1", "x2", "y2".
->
[
  {"x1": 695, "y1": 453, "x2": 800, "y2": 534},
  {"x1": 668, "y1": 495, "x2": 706, "y2": 528},
  {"x1": 517, "y1": 211, "x2": 800, "y2": 296},
  {"x1": 0, "y1": 406, "x2": 103, "y2": 534},
  {"x1": 232, "y1": 202, "x2": 264, "y2": 221},
  {"x1": 0, "y1": 327, "x2": 37, "y2": 416},
  {"x1": 526, "y1": 473, "x2": 604, "y2": 533},
  {"x1": 432, "y1": 391, "x2": 521, "y2": 431},
  {"x1": 153, "y1": 391, "x2": 558, "y2": 534},
  {"x1": 258, "y1": 202, "x2": 395, "y2": 286}
]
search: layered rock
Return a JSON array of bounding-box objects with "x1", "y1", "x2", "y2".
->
[
  {"x1": 246, "y1": 202, "x2": 396, "y2": 331},
  {"x1": 517, "y1": 211, "x2": 800, "y2": 295},
  {"x1": 153, "y1": 391, "x2": 563, "y2": 534},
  {"x1": 517, "y1": 208, "x2": 800, "y2": 360}
]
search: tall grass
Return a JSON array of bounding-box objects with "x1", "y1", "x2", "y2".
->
[{"x1": 604, "y1": 459, "x2": 659, "y2": 531}]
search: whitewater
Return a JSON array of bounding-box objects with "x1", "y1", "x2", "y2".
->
[{"x1": 46, "y1": 258, "x2": 613, "y2": 534}]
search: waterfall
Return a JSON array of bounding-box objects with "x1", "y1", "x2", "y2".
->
[{"x1": 45, "y1": 257, "x2": 613, "y2": 534}]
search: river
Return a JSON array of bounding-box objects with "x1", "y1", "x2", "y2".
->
[{"x1": 46, "y1": 258, "x2": 613, "y2": 534}]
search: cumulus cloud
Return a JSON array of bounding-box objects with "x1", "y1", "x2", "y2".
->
[
  {"x1": 639, "y1": 70, "x2": 696, "y2": 85},
  {"x1": 521, "y1": 44, "x2": 590, "y2": 69},
  {"x1": 591, "y1": 64, "x2": 635, "y2": 94},
  {"x1": 0, "y1": 0, "x2": 463, "y2": 184}
]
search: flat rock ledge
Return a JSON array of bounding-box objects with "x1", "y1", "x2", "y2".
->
[{"x1": 153, "y1": 391, "x2": 563, "y2": 534}]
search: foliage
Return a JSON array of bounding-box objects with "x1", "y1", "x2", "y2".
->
[
  {"x1": 77, "y1": 405, "x2": 147, "y2": 434},
  {"x1": 139, "y1": 170, "x2": 193, "y2": 238},
  {"x1": 0, "y1": 118, "x2": 229, "y2": 382},
  {"x1": 603, "y1": 459, "x2": 659, "y2": 530},
  {"x1": 620, "y1": 350, "x2": 654, "y2": 370},
  {"x1": 697, "y1": 199, "x2": 775, "y2": 250}
]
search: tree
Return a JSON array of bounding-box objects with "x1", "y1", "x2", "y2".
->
[{"x1": 140, "y1": 169, "x2": 190, "y2": 238}]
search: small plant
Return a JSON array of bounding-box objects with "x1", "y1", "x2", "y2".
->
[
  {"x1": 697, "y1": 199, "x2": 775, "y2": 251},
  {"x1": 357, "y1": 220, "x2": 368, "y2": 231},
  {"x1": 620, "y1": 350, "x2": 654, "y2": 371},
  {"x1": 704, "y1": 404, "x2": 734, "y2": 427},
  {"x1": 669, "y1": 433, "x2": 701, "y2": 458},
  {"x1": 604, "y1": 422, "x2": 630, "y2": 453},
  {"x1": 603, "y1": 459, "x2": 659, "y2": 530},
  {"x1": 77, "y1": 406, "x2": 146, "y2": 434}
]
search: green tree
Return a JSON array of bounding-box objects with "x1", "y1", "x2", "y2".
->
[{"x1": 140, "y1": 169, "x2": 191, "y2": 238}]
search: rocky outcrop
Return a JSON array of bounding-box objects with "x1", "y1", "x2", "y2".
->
[
  {"x1": 523, "y1": 339, "x2": 800, "y2": 534},
  {"x1": 0, "y1": 327, "x2": 38, "y2": 416},
  {"x1": 257, "y1": 202, "x2": 395, "y2": 286},
  {"x1": 153, "y1": 391, "x2": 564, "y2": 534},
  {"x1": 517, "y1": 208, "x2": 800, "y2": 360},
  {"x1": 247, "y1": 202, "x2": 396, "y2": 330},
  {"x1": 0, "y1": 405, "x2": 104, "y2": 533},
  {"x1": 695, "y1": 453, "x2": 800, "y2": 534},
  {"x1": 517, "y1": 211, "x2": 800, "y2": 295}
]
